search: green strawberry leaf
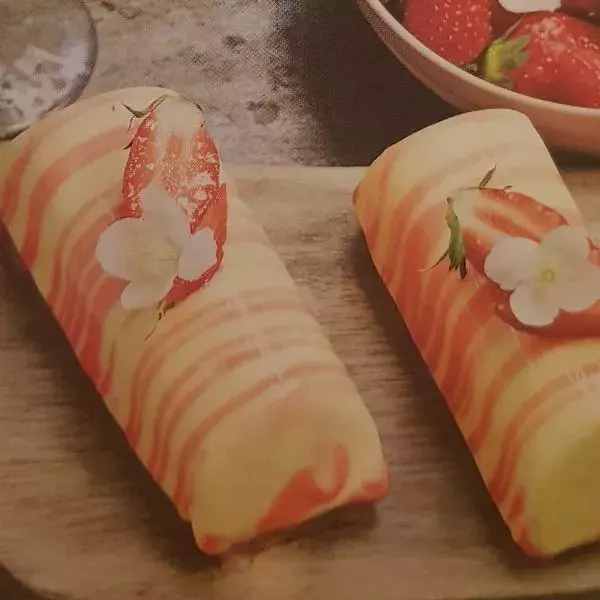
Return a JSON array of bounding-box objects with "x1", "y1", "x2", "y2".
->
[
  {"x1": 483, "y1": 35, "x2": 530, "y2": 87},
  {"x1": 122, "y1": 103, "x2": 146, "y2": 119},
  {"x1": 445, "y1": 198, "x2": 468, "y2": 279},
  {"x1": 462, "y1": 165, "x2": 496, "y2": 192},
  {"x1": 123, "y1": 94, "x2": 172, "y2": 141},
  {"x1": 478, "y1": 165, "x2": 497, "y2": 190},
  {"x1": 123, "y1": 94, "x2": 170, "y2": 119},
  {"x1": 422, "y1": 197, "x2": 467, "y2": 280},
  {"x1": 428, "y1": 248, "x2": 449, "y2": 270},
  {"x1": 123, "y1": 94, "x2": 170, "y2": 129},
  {"x1": 422, "y1": 167, "x2": 500, "y2": 280}
]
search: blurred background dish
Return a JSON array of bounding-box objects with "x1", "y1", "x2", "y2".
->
[
  {"x1": 357, "y1": 0, "x2": 600, "y2": 156},
  {"x1": 0, "y1": 0, "x2": 97, "y2": 140}
]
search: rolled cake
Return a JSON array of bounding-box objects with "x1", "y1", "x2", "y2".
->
[
  {"x1": 0, "y1": 87, "x2": 388, "y2": 554},
  {"x1": 354, "y1": 109, "x2": 600, "y2": 557}
]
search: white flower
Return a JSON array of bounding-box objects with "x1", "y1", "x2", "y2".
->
[
  {"x1": 96, "y1": 187, "x2": 217, "y2": 309},
  {"x1": 484, "y1": 226, "x2": 600, "y2": 327},
  {"x1": 498, "y1": 0, "x2": 561, "y2": 13}
]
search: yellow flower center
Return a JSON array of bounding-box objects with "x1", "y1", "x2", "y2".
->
[{"x1": 539, "y1": 266, "x2": 556, "y2": 284}]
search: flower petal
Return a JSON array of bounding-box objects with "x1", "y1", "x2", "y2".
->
[
  {"x1": 540, "y1": 225, "x2": 591, "y2": 262},
  {"x1": 96, "y1": 218, "x2": 153, "y2": 279},
  {"x1": 552, "y1": 262, "x2": 600, "y2": 313},
  {"x1": 177, "y1": 227, "x2": 218, "y2": 282},
  {"x1": 498, "y1": 0, "x2": 560, "y2": 13},
  {"x1": 510, "y1": 282, "x2": 560, "y2": 327},
  {"x1": 484, "y1": 236, "x2": 540, "y2": 291},
  {"x1": 141, "y1": 186, "x2": 190, "y2": 248},
  {"x1": 120, "y1": 274, "x2": 176, "y2": 309},
  {"x1": 96, "y1": 217, "x2": 179, "y2": 281}
]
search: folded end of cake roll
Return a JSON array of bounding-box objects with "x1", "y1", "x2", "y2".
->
[
  {"x1": 353, "y1": 108, "x2": 600, "y2": 557},
  {"x1": 511, "y1": 403, "x2": 600, "y2": 557},
  {"x1": 187, "y1": 374, "x2": 389, "y2": 555}
]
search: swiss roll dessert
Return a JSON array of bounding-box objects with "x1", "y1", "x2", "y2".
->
[
  {"x1": 354, "y1": 109, "x2": 600, "y2": 556},
  {"x1": 0, "y1": 87, "x2": 388, "y2": 555}
]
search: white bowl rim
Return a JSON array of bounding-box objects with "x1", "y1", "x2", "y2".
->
[{"x1": 364, "y1": 0, "x2": 600, "y2": 118}]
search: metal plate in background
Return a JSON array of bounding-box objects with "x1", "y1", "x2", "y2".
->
[{"x1": 0, "y1": 0, "x2": 97, "y2": 140}]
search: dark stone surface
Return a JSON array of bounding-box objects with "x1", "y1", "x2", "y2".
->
[{"x1": 84, "y1": 0, "x2": 455, "y2": 166}]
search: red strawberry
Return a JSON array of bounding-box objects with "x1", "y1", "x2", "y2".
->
[
  {"x1": 556, "y1": 45, "x2": 600, "y2": 107},
  {"x1": 563, "y1": 0, "x2": 600, "y2": 20},
  {"x1": 121, "y1": 95, "x2": 222, "y2": 224},
  {"x1": 436, "y1": 167, "x2": 567, "y2": 278},
  {"x1": 119, "y1": 94, "x2": 228, "y2": 310},
  {"x1": 164, "y1": 183, "x2": 227, "y2": 306},
  {"x1": 434, "y1": 167, "x2": 600, "y2": 338},
  {"x1": 483, "y1": 12, "x2": 600, "y2": 102},
  {"x1": 402, "y1": 0, "x2": 493, "y2": 66}
]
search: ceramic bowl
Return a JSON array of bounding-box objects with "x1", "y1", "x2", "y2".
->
[{"x1": 357, "y1": 0, "x2": 600, "y2": 156}]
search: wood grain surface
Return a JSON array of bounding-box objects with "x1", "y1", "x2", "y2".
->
[{"x1": 3, "y1": 166, "x2": 600, "y2": 600}]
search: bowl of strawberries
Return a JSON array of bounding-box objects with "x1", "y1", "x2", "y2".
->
[{"x1": 357, "y1": 0, "x2": 600, "y2": 155}]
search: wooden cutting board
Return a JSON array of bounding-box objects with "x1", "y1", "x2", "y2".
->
[{"x1": 3, "y1": 166, "x2": 600, "y2": 600}]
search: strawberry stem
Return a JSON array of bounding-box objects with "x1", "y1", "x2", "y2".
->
[
  {"x1": 424, "y1": 197, "x2": 467, "y2": 279},
  {"x1": 122, "y1": 103, "x2": 147, "y2": 119},
  {"x1": 424, "y1": 166, "x2": 499, "y2": 279},
  {"x1": 143, "y1": 298, "x2": 172, "y2": 341},
  {"x1": 123, "y1": 94, "x2": 171, "y2": 132},
  {"x1": 483, "y1": 34, "x2": 529, "y2": 87},
  {"x1": 445, "y1": 198, "x2": 468, "y2": 279},
  {"x1": 478, "y1": 165, "x2": 497, "y2": 190},
  {"x1": 123, "y1": 94, "x2": 170, "y2": 119},
  {"x1": 123, "y1": 94, "x2": 173, "y2": 151},
  {"x1": 462, "y1": 165, "x2": 497, "y2": 192}
]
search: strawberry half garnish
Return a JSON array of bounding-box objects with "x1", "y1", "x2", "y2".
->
[
  {"x1": 121, "y1": 95, "x2": 222, "y2": 226},
  {"x1": 432, "y1": 167, "x2": 600, "y2": 338},
  {"x1": 402, "y1": 0, "x2": 493, "y2": 66},
  {"x1": 434, "y1": 166, "x2": 568, "y2": 278},
  {"x1": 124, "y1": 96, "x2": 226, "y2": 308},
  {"x1": 96, "y1": 94, "x2": 228, "y2": 326}
]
